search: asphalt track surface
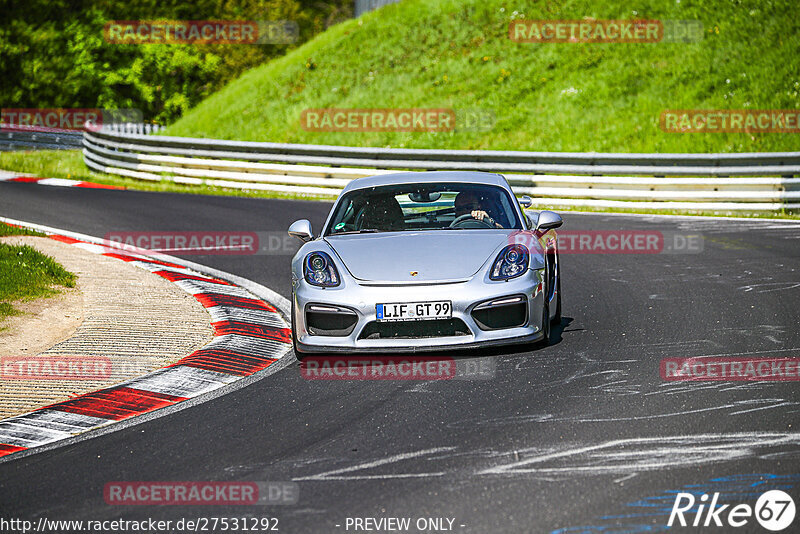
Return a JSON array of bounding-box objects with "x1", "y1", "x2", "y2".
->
[{"x1": 1, "y1": 182, "x2": 800, "y2": 533}]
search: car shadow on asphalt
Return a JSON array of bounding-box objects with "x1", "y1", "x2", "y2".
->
[
  {"x1": 464, "y1": 316, "x2": 576, "y2": 358},
  {"x1": 549, "y1": 316, "x2": 574, "y2": 346}
]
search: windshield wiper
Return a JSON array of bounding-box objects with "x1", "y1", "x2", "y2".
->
[{"x1": 331, "y1": 228, "x2": 380, "y2": 235}]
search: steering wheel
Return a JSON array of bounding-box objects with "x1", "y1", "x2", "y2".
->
[{"x1": 450, "y1": 214, "x2": 494, "y2": 229}]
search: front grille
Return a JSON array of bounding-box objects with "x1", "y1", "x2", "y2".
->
[{"x1": 358, "y1": 318, "x2": 471, "y2": 339}]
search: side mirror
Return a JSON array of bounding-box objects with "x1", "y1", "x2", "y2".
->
[
  {"x1": 288, "y1": 219, "x2": 313, "y2": 242},
  {"x1": 535, "y1": 211, "x2": 563, "y2": 232},
  {"x1": 518, "y1": 195, "x2": 533, "y2": 208}
]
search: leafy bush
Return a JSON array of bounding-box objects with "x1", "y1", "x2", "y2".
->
[{"x1": 0, "y1": 0, "x2": 352, "y2": 124}]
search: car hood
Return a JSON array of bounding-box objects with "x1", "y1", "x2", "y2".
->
[{"x1": 325, "y1": 231, "x2": 511, "y2": 283}]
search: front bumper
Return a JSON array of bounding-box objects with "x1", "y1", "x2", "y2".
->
[{"x1": 292, "y1": 269, "x2": 546, "y2": 353}]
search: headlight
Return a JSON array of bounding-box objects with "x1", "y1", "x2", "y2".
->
[
  {"x1": 490, "y1": 244, "x2": 529, "y2": 281},
  {"x1": 303, "y1": 251, "x2": 340, "y2": 287}
]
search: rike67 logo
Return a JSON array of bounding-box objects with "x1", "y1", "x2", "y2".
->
[{"x1": 669, "y1": 490, "x2": 795, "y2": 531}]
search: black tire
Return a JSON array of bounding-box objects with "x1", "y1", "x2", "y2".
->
[
  {"x1": 539, "y1": 293, "x2": 551, "y2": 347},
  {"x1": 539, "y1": 269, "x2": 551, "y2": 347},
  {"x1": 552, "y1": 259, "x2": 562, "y2": 325},
  {"x1": 291, "y1": 297, "x2": 302, "y2": 360}
]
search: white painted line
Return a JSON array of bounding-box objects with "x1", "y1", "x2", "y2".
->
[
  {"x1": 204, "y1": 334, "x2": 288, "y2": 357},
  {"x1": 124, "y1": 366, "x2": 239, "y2": 398},
  {"x1": 177, "y1": 260, "x2": 291, "y2": 317},
  {"x1": 151, "y1": 245, "x2": 253, "y2": 253},
  {"x1": 0, "y1": 422, "x2": 75, "y2": 448},
  {"x1": 0, "y1": 171, "x2": 27, "y2": 180},
  {"x1": 36, "y1": 178, "x2": 82, "y2": 187},
  {"x1": 129, "y1": 261, "x2": 200, "y2": 275},
  {"x1": 174, "y1": 279, "x2": 255, "y2": 298},
  {"x1": 207, "y1": 306, "x2": 284, "y2": 327},
  {"x1": 3, "y1": 409, "x2": 110, "y2": 431},
  {"x1": 0, "y1": 409, "x2": 115, "y2": 448},
  {"x1": 72, "y1": 242, "x2": 149, "y2": 258}
]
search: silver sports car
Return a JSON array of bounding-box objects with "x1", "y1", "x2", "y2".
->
[{"x1": 287, "y1": 171, "x2": 562, "y2": 354}]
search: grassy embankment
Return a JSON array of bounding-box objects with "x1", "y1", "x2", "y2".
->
[
  {"x1": 0, "y1": 223, "x2": 76, "y2": 324},
  {"x1": 167, "y1": 0, "x2": 800, "y2": 152}
]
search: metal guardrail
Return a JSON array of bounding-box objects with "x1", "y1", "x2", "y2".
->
[
  {"x1": 101, "y1": 123, "x2": 165, "y2": 135},
  {"x1": 0, "y1": 129, "x2": 83, "y2": 151},
  {"x1": 82, "y1": 125, "x2": 800, "y2": 210},
  {"x1": 83, "y1": 128, "x2": 800, "y2": 172},
  {"x1": 0, "y1": 123, "x2": 162, "y2": 151}
]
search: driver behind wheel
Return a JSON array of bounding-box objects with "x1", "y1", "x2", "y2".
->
[{"x1": 454, "y1": 191, "x2": 503, "y2": 228}]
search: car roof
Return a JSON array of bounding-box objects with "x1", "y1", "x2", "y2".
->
[{"x1": 341, "y1": 171, "x2": 510, "y2": 193}]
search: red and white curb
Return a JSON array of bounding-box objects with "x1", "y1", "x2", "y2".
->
[
  {"x1": 0, "y1": 220, "x2": 292, "y2": 460},
  {"x1": 0, "y1": 170, "x2": 124, "y2": 190}
]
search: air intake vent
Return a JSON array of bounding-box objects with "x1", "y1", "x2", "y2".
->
[
  {"x1": 306, "y1": 304, "x2": 358, "y2": 337},
  {"x1": 471, "y1": 295, "x2": 527, "y2": 330},
  {"x1": 358, "y1": 319, "x2": 471, "y2": 339}
]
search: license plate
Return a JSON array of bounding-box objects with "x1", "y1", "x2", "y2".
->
[{"x1": 376, "y1": 301, "x2": 452, "y2": 322}]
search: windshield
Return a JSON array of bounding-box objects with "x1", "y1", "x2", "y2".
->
[{"x1": 325, "y1": 183, "x2": 522, "y2": 235}]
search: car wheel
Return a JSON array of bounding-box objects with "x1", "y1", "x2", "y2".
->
[
  {"x1": 552, "y1": 259, "x2": 562, "y2": 325},
  {"x1": 291, "y1": 296, "x2": 302, "y2": 360},
  {"x1": 539, "y1": 277, "x2": 551, "y2": 347}
]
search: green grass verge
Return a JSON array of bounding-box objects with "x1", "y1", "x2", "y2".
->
[
  {"x1": 165, "y1": 0, "x2": 800, "y2": 153},
  {"x1": 1, "y1": 149, "x2": 799, "y2": 219},
  {"x1": 0, "y1": 150, "x2": 90, "y2": 183},
  {"x1": 0, "y1": 223, "x2": 45, "y2": 237},
  {"x1": 0, "y1": 224, "x2": 77, "y2": 322}
]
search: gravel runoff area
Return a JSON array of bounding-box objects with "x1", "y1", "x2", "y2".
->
[{"x1": 0, "y1": 235, "x2": 214, "y2": 420}]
